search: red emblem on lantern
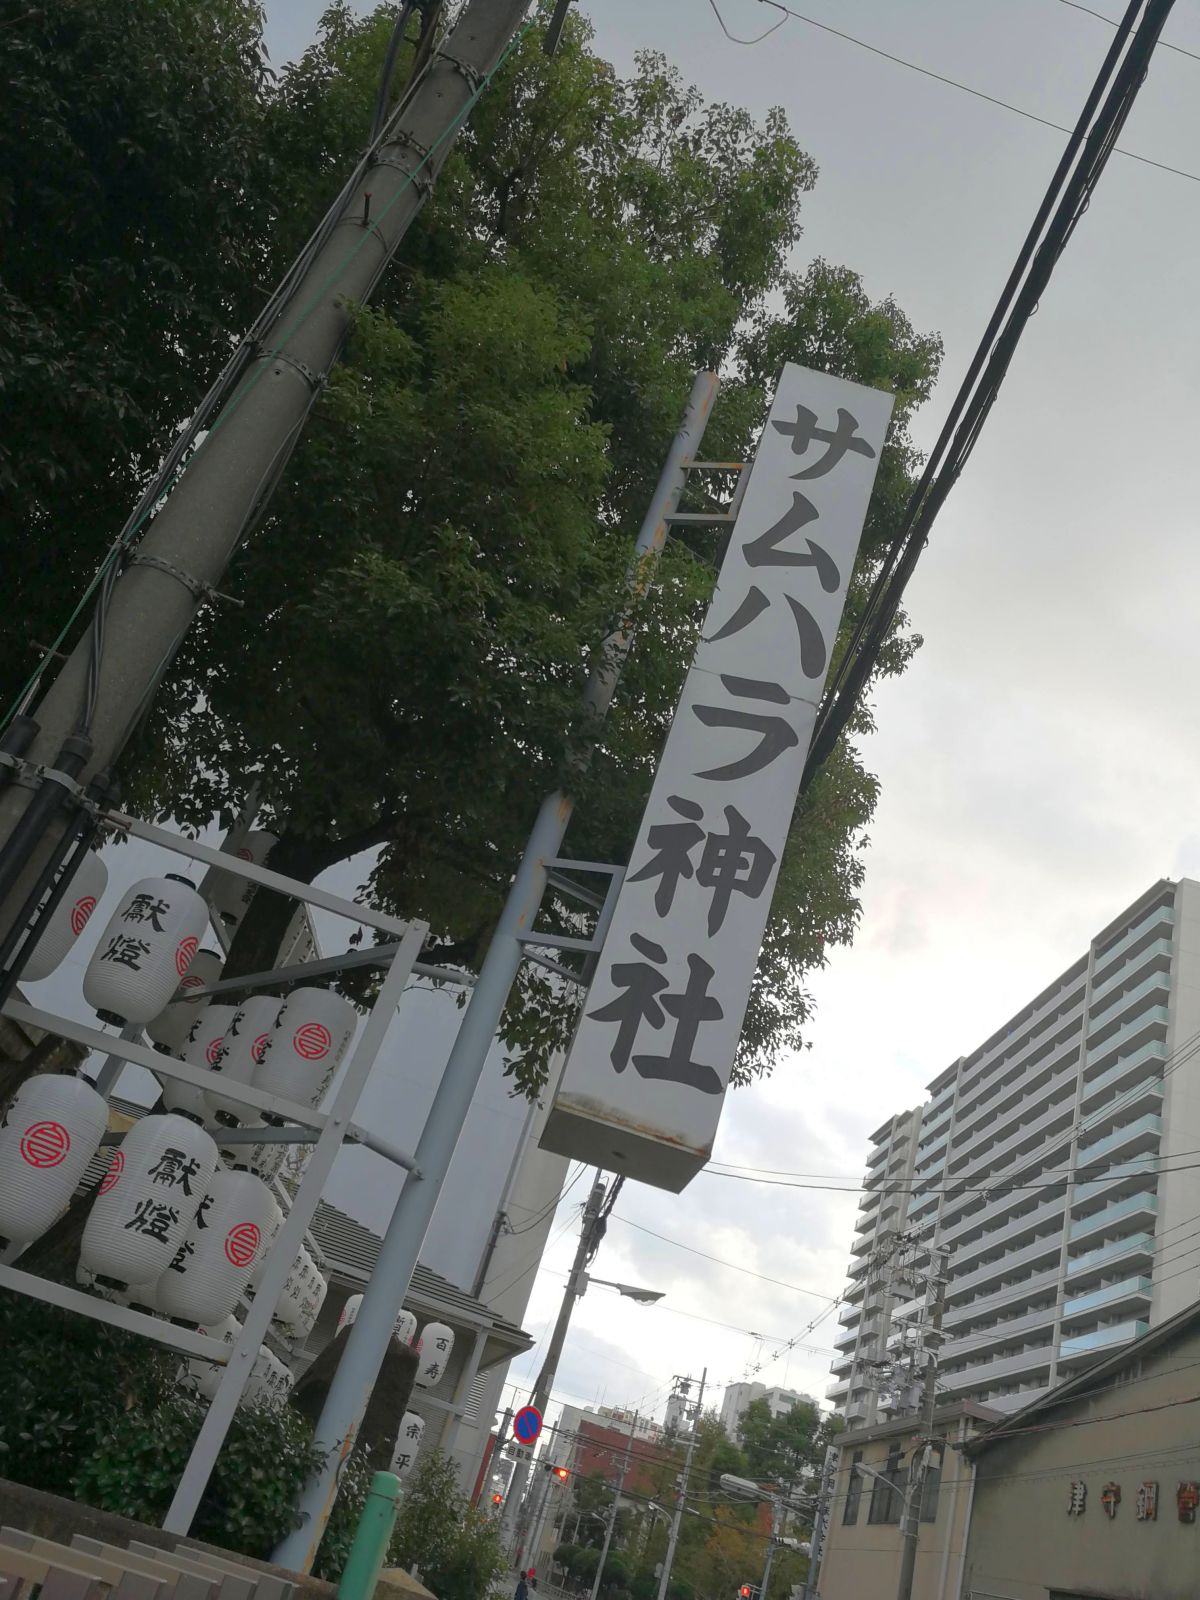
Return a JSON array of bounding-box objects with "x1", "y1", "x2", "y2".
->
[
  {"x1": 180, "y1": 974, "x2": 204, "y2": 991},
  {"x1": 252, "y1": 1032, "x2": 270, "y2": 1064},
  {"x1": 1178, "y1": 1483, "x2": 1199, "y2": 1523},
  {"x1": 20, "y1": 1120, "x2": 70, "y2": 1168},
  {"x1": 293, "y1": 1022, "x2": 331, "y2": 1061},
  {"x1": 205, "y1": 1037, "x2": 223, "y2": 1066},
  {"x1": 175, "y1": 936, "x2": 199, "y2": 977},
  {"x1": 224, "y1": 1222, "x2": 260, "y2": 1267},
  {"x1": 99, "y1": 1150, "x2": 124, "y2": 1194},
  {"x1": 236, "y1": 847, "x2": 253, "y2": 861},
  {"x1": 70, "y1": 895, "x2": 97, "y2": 937}
]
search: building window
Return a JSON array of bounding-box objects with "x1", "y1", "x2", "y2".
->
[
  {"x1": 842, "y1": 1451, "x2": 864, "y2": 1525},
  {"x1": 868, "y1": 1445, "x2": 903, "y2": 1525}
]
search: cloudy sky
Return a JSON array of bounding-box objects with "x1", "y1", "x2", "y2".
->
[{"x1": 249, "y1": 0, "x2": 1200, "y2": 1424}]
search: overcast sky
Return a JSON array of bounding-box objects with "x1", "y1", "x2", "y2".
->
[{"x1": 249, "y1": 0, "x2": 1200, "y2": 1427}]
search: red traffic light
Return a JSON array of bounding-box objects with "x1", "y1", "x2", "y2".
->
[
  {"x1": 739, "y1": 1586, "x2": 752, "y2": 1596},
  {"x1": 492, "y1": 1493, "x2": 504, "y2": 1505},
  {"x1": 553, "y1": 1466, "x2": 571, "y2": 1481}
]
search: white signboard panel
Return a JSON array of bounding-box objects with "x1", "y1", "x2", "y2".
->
[{"x1": 541, "y1": 363, "x2": 894, "y2": 1190}]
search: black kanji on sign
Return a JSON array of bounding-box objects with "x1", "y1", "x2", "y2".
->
[
  {"x1": 194, "y1": 1192, "x2": 214, "y2": 1230},
  {"x1": 168, "y1": 1239, "x2": 196, "y2": 1273},
  {"x1": 405, "y1": 1421, "x2": 422, "y2": 1440},
  {"x1": 99, "y1": 934, "x2": 152, "y2": 970},
  {"x1": 424, "y1": 1362, "x2": 441, "y2": 1383},
  {"x1": 587, "y1": 933, "x2": 723, "y2": 1094},
  {"x1": 628, "y1": 796, "x2": 776, "y2": 933},
  {"x1": 771, "y1": 404, "x2": 876, "y2": 479},
  {"x1": 122, "y1": 892, "x2": 171, "y2": 932},
  {"x1": 692, "y1": 676, "x2": 800, "y2": 780},
  {"x1": 148, "y1": 1147, "x2": 201, "y2": 1194},
  {"x1": 122, "y1": 1197, "x2": 180, "y2": 1241}
]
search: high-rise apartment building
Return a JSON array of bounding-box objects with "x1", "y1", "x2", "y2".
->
[{"x1": 829, "y1": 878, "x2": 1200, "y2": 1421}]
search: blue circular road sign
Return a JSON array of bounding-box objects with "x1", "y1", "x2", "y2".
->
[{"x1": 513, "y1": 1405, "x2": 543, "y2": 1445}]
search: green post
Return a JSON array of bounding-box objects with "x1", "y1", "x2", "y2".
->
[{"x1": 337, "y1": 1470, "x2": 402, "y2": 1600}]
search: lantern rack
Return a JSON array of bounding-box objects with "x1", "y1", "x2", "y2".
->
[{"x1": 0, "y1": 805, "x2": 435, "y2": 1538}]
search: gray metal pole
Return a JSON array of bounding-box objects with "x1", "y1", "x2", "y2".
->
[
  {"x1": 589, "y1": 1415, "x2": 638, "y2": 1600},
  {"x1": 758, "y1": 1498, "x2": 781, "y2": 1600},
  {"x1": 656, "y1": 1369, "x2": 706, "y2": 1600},
  {"x1": 507, "y1": 1178, "x2": 606, "y2": 1562},
  {"x1": 895, "y1": 1250, "x2": 947, "y2": 1600},
  {"x1": 801, "y1": 1446, "x2": 836, "y2": 1600},
  {"x1": 273, "y1": 376, "x2": 718, "y2": 1573},
  {"x1": 0, "y1": 0, "x2": 532, "y2": 943}
]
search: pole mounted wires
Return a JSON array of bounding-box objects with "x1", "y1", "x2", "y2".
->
[{"x1": 799, "y1": 0, "x2": 1178, "y2": 794}]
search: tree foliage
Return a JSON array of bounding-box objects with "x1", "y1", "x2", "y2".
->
[{"x1": 3, "y1": 1, "x2": 941, "y2": 1090}]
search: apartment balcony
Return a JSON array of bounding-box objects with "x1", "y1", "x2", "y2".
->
[
  {"x1": 908, "y1": 1190, "x2": 939, "y2": 1221},
  {"x1": 1062, "y1": 1275, "x2": 1152, "y2": 1323},
  {"x1": 1059, "y1": 1318, "x2": 1149, "y2": 1362},
  {"x1": 949, "y1": 1093, "x2": 1076, "y2": 1186},
  {"x1": 952, "y1": 1055, "x2": 1080, "y2": 1156},
  {"x1": 1069, "y1": 1190, "x2": 1157, "y2": 1244},
  {"x1": 1085, "y1": 1006, "x2": 1169, "y2": 1071},
  {"x1": 1089, "y1": 937, "x2": 1173, "y2": 1009},
  {"x1": 945, "y1": 1232, "x2": 1064, "y2": 1299},
  {"x1": 829, "y1": 1353, "x2": 854, "y2": 1379},
  {"x1": 948, "y1": 1195, "x2": 1068, "y2": 1273},
  {"x1": 956, "y1": 989, "x2": 1086, "y2": 1110},
  {"x1": 1065, "y1": 1230, "x2": 1155, "y2": 1284},
  {"x1": 1074, "y1": 1152, "x2": 1160, "y2": 1207},
  {"x1": 825, "y1": 1376, "x2": 850, "y2": 1401},
  {"x1": 943, "y1": 1301, "x2": 1058, "y2": 1361},
  {"x1": 1075, "y1": 1112, "x2": 1162, "y2": 1169},
  {"x1": 1091, "y1": 904, "x2": 1174, "y2": 986},
  {"x1": 1085, "y1": 970, "x2": 1171, "y2": 1045},
  {"x1": 976, "y1": 1384, "x2": 1053, "y2": 1415},
  {"x1": 944, "y1": 1267, "x2": 1061, "y2": 1329},
  {"x1": 941, "y1": 1342, "x2": 1054, "y2": 1392},
  {"x1": 1079, "y1": 1038, "x2": 1167, "y2": 1110}
]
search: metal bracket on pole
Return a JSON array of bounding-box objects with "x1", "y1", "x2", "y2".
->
[{"x1": 516, "y1": 858, "x2": 625, "y2": 986}]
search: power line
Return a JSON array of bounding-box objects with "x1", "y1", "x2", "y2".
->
[
  {"x1": 1056, "y1": 0, "x2": 1200, "y2": 62},
  {"x1": 705, "y1": 0, "x2": 786, "y2": 46},
  {"x1": 612, "y1": 1216, "x2": 839, "y2": 1302},
  {"x1": 744, "y1": 0, "x2": 1200, "y2": 185}
]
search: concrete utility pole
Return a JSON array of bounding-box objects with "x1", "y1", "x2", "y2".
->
[
  {"x1": 895, "y1": 1249, "x2": 948, "y2": 1600},
  {"x1": 656, "y1": 1370, "x2": 707, "y2": 1600},
  {"x1": 0, "y1": 0, "x2": 532, "y2": 941},
  {"x1": 589, "y1": 1414, "x2": 639, "y2": 1600},
  {"x1": 758, "y1": 1497, "x2": 782, "y2": 1600},
  {"x1": 507, "y1": 1177, "x2": 607, "y2": 1561},
  {"x1": 278, "y1": 376, "x2": 719, "y2": 1572}
]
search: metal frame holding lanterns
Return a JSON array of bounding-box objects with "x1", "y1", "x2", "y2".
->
[{"x1": 0, "y1": 806, "x2": 435, "y2": 1537}]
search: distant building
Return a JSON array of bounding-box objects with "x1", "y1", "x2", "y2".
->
[
  {"x1": 831, "y1": 879, "x2": 1200, "y2": 1423},
  {"x1": 719, "y1": 1381, "x2": 815, "y2": 1441}
]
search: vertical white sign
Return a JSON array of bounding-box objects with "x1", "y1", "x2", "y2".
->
[{"x1": 541, "y1": 363, "x2": 894, "y2": 1191}]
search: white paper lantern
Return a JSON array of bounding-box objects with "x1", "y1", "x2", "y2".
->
[
  {"x1": 337, "y1": 1292, "x2": 363, "y2": 1334},
  {"x1": 244, "y1": 1345, "x2": 293, "y2": 1408},
  {"x1": 253, "y1": 987, "x2": 355, "y2": 1111},
  {"x1": 182, "y1": 1314, "x2": 242, "y2": 1400},
  {"x1": 390, "y1": 1411, "x2": 425, "y2": 1479},
  {"x1": 395, "y1": 1308, "x2": 417, "y2": 1346},
  {"x1": 0, "y1": 1073, "x2": 109, "y2": 1247},
  {"x1": 124, "y1": 1275, "x2": 164, "y2": 1313},
  {"x1": 414, "y1": 1321, "x2": 455, "y2": 1389},
  {"x1": 245, "y1": 1192, "x2": 284, "y2": 1295},
  {"x1": 207, "y1": 995, "x2": 282, "y2": 1126},
  {"x1": 272, "y1": 1243, "x2": 327, "y2": 1340},
  {"x1": 145, "y1": 948, "x2": 224, "y2": 1053},
  {"x1": 155, "y1": 1165, "x2": 277, "y2": 1325},
  {"x1": 82, "y1": 874, "x2": 208, "y2": 1025},
  {"x1": 19, "y1": 851, "x2": 108, "y2": 983},
  {"x1": 208, "y1": 832, "x2": 278, "y2": 929},
  {"x1": 158, "y1": 1001, "x2": 238, "y2": 1123},
  {"x1": 80, "y1": 1112, "x2": 218, "y2": 1287}
]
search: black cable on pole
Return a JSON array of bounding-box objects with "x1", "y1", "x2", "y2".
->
[{"x1": 801, "y1": 0, "x2": 1176, "y2": 791}]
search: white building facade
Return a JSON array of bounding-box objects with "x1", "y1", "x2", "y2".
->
[
  {"x1": 719, "y1": 1380, "x2": 815, "y2": 1440},
  {"x1": 830, "y1": 878, "x2": 1200, "y2": 1421}
]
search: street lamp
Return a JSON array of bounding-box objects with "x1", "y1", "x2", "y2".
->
[{"x1": 581, "y1": 1273, "x2": 665, "y2": 1304}]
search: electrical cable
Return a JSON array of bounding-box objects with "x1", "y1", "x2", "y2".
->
[
  {"x1": 610, "y1": 1215, "x2": 838, "y2": 1303},
  {"x1": 1056, "y1": 0, "x2": 1200, "y2": 61},
  {"x1": 745, "y1": 0, "x2": 1200, "y2": 185},
  {"x1": 791, "y1": 0, "x2": 1179, "y2": 792}
]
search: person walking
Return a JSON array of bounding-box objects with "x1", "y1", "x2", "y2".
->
[{"x1": 514, "y1": 1573, "x2": 529, "y2": 1600}]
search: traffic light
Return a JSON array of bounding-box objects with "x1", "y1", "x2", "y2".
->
[
  {"x1": 492, "y1": 1493, "x2": 504, "y2": 1506},
  {"x1": 739, "y1": 1586, "x2": 752, "y2": 1597},
  {"x1": 553, "y1": 1466, "x2": 571, "y2": 1482}
]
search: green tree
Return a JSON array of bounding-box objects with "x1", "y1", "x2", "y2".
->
[
  {"x1": 388, "y1": 1448, "x2": 506, "y2": 1600},
  {"x1": 0, "y1": 0, "x2": 272, "y2": 707},
  {"x1": 737, "y1": 1397, "x2": 826, "y2": 1488},
  {"x1": 147, "y1": 4, "x2": 938, "y2": 1091}
]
